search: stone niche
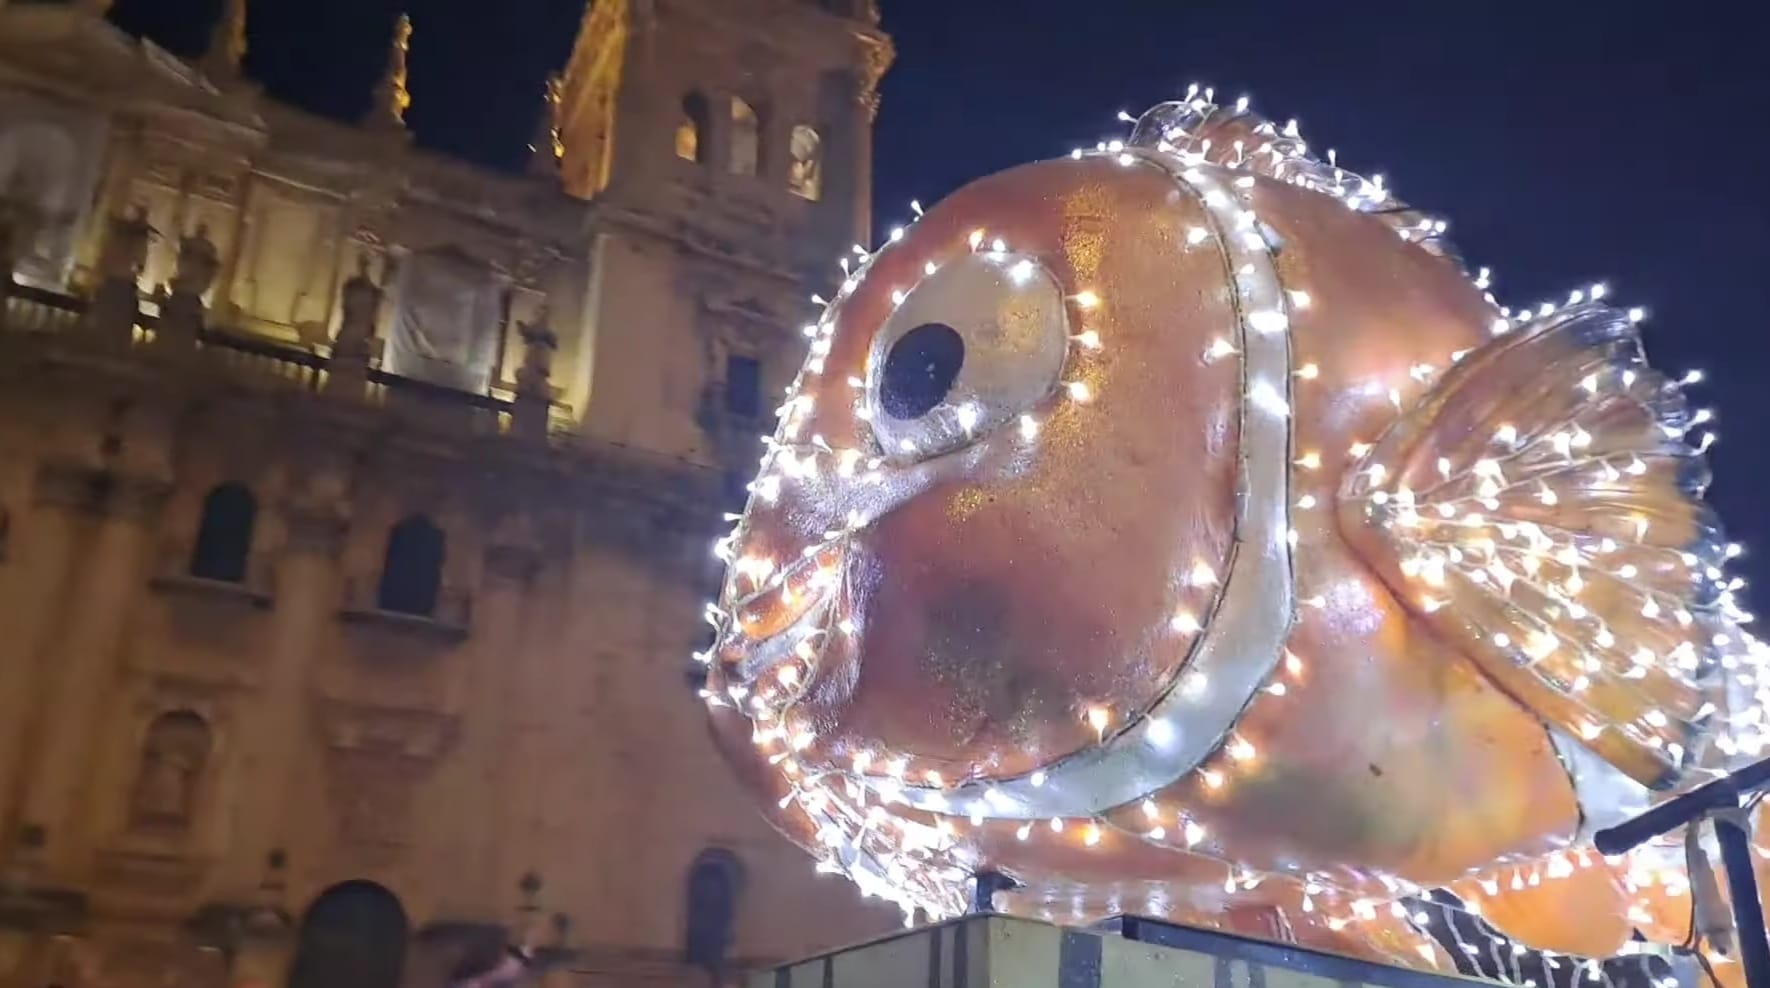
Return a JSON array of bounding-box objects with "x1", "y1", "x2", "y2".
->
[{"x1": 227, "y1": 177, "x2": 347, "y2": 344}]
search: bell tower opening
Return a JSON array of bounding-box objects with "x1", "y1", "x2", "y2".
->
[
  {"x1": 555, "y1": 0, "x2": 892, "y2": 463},
  {"x1": 551, "y1": 0, "x2": 890, "y2": 248}
]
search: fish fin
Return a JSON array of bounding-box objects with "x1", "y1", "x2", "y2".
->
[{"x1": 1339, "y1": 302, "x2": 1733, "y2": 790}]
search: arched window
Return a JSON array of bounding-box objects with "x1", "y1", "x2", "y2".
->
[
  {"x1": 287, "y1": 881, "x2": 409, "y2": 988},
  {"x1": 683, "y1": 849, "x2": 743, "y2": 974},
  {"x1": 676, "y1": 92, "x2": 709, "y2": 163},
  {"x1": 131, "y1": 710, "x2": 212, "y2": 830},
  {"x1": 190, "y1": 484, "x2": 257, "y2": 583},
  {"x1": 788, "y1": 125, "x2": 822, "y2": 201},
  {"x1": 377, "y1": 515, "x2": 445, "y2": 617},
  {"x1": 729, "y1": 97, "x2": 760, "y2": 177}
]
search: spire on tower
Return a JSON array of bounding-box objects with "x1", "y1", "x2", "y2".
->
[
  {"x1": 201, "y1": 0, "x2": 248, "y2": 80},
  {"x1": 368, "y1": 13, "x2": 413, "y2": 131},
  {"x1": 528, "y1": 73, "x2": 566, "y2": 177}
]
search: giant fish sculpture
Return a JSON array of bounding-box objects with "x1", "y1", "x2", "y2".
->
[{"x1": 701, "y1": 92, "x2": 1770, "y2": 985}]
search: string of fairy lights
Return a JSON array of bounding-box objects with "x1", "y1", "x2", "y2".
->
[{"x1": 696, "y1": 85, "x2": 1769, "y2": 980}]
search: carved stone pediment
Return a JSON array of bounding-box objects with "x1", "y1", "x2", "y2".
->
[
  {"x1": 315, "y1": 697, "x2": 459, "y2": 760},
  {"x1": 133, "y1": 669, "x2": 253, "y2": 706},
  {"x1": 315, "y1": 698, "x2": 458, "y2": 850},
  {"x1": 93, "y1": 847, "x2": 206, "y2": 899}
]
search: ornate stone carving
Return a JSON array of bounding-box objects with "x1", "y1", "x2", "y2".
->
[
  {"x1": 483, "y1": 508, "x2": 546, "y2": 582},
  {"x1": 529, "y1": 74, "x2": 565, "y2": 176},
  {"x1": 856, "y1": 36, "x2": 895, "y2": 122},
  {"x1": 201, "y1": 0, "x2": 248, "y2": 79},
  {"x1": 511, "y1": 242, "x2": 561, "y2": 288},
  {"x1": 171, "y1": 224, "x2": 221, "y2": 298},
  {"x1": 514, "y1": 308, "x2": 557, "y2": 400},
  {"x1": 130, "y1": 711, "x2": 212, "y2": 830},
  {"x1": 369, "y1": 14, "x2": 414, "y2": 130},
  {"x1": 33, "y1": 463, "x2": 176, "y2": 522},
  {"x1": 96, "y1": 206, "x2": 155, "y2": 284},
  {"x1": 334, "y1": 252, "x2": 383, "y2": 359},
  {"x1": 317, "y1": 699, "x2": 457, "y2": 848}
]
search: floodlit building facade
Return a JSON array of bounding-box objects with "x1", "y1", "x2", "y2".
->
[{"x1": 0, "y1": 0, "x2": 898, "y2": 985}]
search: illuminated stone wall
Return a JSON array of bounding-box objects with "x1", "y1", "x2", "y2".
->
[{"x1": 0, "y1": 1, "x2": 899, "y2": 986}]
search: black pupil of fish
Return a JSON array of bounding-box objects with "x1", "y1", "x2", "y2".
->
[{"x1": 880, "y1": 323, "x2": 965, "y2": 420}]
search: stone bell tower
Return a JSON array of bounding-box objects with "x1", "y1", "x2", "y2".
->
[
  {"x1": 549, "y1": 0, "x2": 893, "y2": 481},
  {"x1": 554, "y1": 0, "x2": 888, "y2": 251}
]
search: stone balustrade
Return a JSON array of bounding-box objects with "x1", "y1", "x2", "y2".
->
[{"x1": 0, "y1": 261, "x2": 564, "y2": 442}]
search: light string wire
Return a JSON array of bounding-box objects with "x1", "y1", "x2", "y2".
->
[{"x1": 696, "y1": 85, "x2": 1769, "y2": 968}]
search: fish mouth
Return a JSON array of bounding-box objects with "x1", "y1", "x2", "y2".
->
[{"x1": 717, "y1": 540, "x2": 848, "y2": 708}]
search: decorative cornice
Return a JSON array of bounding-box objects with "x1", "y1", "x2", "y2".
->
[
  {"x1": 31, "y1": 462, "x2": 172, "y2": 521},
  {"x1": 315, "y1": 697, "x2": 460, "y2": 760},
  {"x1": 855, "y1": 33, "x2": 894, "y2": 122}
]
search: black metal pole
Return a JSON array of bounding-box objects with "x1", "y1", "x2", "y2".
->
[
  {"x1": 1594, "y1": 756, "x2": 1770, "y2": 857},
  {"x1": 1594, "y1": 756, "x2": 1770, "y2": 987},
  {"x1": 1712, "y1": 810, "x2": 1770, "y2": 988}
]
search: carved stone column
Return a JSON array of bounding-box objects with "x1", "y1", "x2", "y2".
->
[
  {"x1": 17, "y1": 469, "x2": 170, "y2": 882},
  {"x1": 434, "y1": 517, "x2": 540, "y2": 921},
  {"x1": 212, "y1": 477, "x2": 349, "y2": 897},
  {"x1": 850, "y1": 38, "x2": 892, "y2": 245},
  {"x1": 0, "y1": 477, "x2": 89, "y2": 841}
]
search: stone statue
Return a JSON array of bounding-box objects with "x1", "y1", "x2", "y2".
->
[
  {"x1": 515, "y1": 307, "x2": 558, "y2": 399},
  {"x1": 338, "y1": 254, "x2": 384, "y2": 336},
  {"x1": 323, "y1": 253, "x2": 387, "y2": 399},
  {"x1": 97, "y1": 206, "x2": 156, "y2": 285},
  {"x1": 131, "y1": 712, "x2": 211, "y2": 827},
  {"x1": 171, "y1": 223, "x2": 221, "y2": 298},
  {"x1": 335, "y1": 253, "x2": 383, "y2": 357}
]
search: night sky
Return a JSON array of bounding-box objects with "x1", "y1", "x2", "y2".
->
[{"x1": 112, "y1": 0, "x2": 1770, "y2": 596}]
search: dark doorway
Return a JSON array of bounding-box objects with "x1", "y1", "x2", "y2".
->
[{"x1": 286, "y1": 880, "x2": 408, "y2": 988}]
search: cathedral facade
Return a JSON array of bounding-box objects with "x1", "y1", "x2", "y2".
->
[{"x1": 0, "y1": 1, "x2": 899, "y2": 985}]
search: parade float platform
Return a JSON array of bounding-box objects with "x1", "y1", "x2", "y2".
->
[{"x1": 751, "y1": 913, "x2": 1700, "y2": 988}]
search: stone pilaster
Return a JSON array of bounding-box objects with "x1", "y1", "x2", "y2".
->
[
  {"x1": 0, "y1": 482, "x2": 89, "y2": 842},
  {"x1": 434, "y1": 528, "x2": 540, "y2": 921},
  {"x1": 16, "y1": 468, "x2": 169, "y2": 882},
  {"x1": 212, "y1": 498, "x2": 346, "y2": 897}
]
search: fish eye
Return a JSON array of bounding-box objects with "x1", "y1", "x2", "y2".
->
[
  {"x1": 880, "y1": 323, "x2": 965, "y2": 419},
  {"x1": 865, "y1": 252, "x2": 1070, "y2": 460}
]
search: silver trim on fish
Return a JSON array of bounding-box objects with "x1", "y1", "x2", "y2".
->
[{"x1": 886, "y1": 150, "x2": 1297, "y2": 821}]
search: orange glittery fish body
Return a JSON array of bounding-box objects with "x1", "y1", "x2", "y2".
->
[{"x1": 703, "y1": 93, "x2": 1769, "y2": 984}]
